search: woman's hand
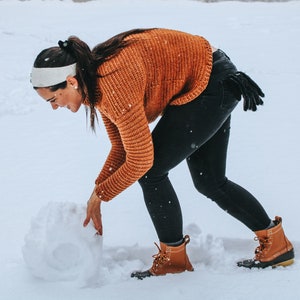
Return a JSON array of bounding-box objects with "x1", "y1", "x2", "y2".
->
[{"x1": 83, "y1": 187, "x2": 103, "y2": 235}]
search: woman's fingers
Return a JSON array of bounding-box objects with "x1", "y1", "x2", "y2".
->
[
  {"x1": 83, "y1": 197, "x2": 103, "y2": 235},
  {"x1": 83, "y1": 215, "x2": 91, "y2": 227},
  {"x1": 91, "y1": 210, "x2": 103, "y2": 235}
]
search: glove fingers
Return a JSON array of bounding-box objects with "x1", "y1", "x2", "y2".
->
[
  {"x1": 238, "y1": 72, "x2": 265, "y2": 97},
  {"x1": 226, "y1": 72, "x2": 264, "y2": 111}
]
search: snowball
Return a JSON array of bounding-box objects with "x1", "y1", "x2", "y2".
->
[{"x1": 22, "y1": 202, "x2": 103, "y2": 286}]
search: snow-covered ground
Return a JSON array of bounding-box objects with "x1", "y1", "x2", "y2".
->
[{"x1": 1, "y1": 0, "x2": 300, "y2": 299}]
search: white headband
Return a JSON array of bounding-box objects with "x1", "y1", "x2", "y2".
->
[{"x1": 30, "y1": 63, "x2": 77, "y2": 87}]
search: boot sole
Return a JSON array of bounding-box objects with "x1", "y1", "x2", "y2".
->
[
  {"x1": 237, "y1": 248, "x2": 295, "y2": 269},
  {"x1": 131, "y1": 268, "x2": 193, "y2": 279},
  {"x1": 272, "y1": 258, "x2": 294, "y2": 268},
  {"x1": 131, "y1": 270, "x2": 153, "y2": 280}
]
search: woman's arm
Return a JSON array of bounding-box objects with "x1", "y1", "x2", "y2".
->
[
  {"x1": 95, "y1": 101, "x2": 154, "y2": 201},
  {"x1": 95, "y1": 113, "x2": 126, "y2": 184}
]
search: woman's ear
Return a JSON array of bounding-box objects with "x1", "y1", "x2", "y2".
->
[{"x1": 66, "y1": 76, "x2": 79, "y2": 88}]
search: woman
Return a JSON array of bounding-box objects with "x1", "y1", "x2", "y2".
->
[{"x1": 31, "y1": 28, "x2": 294, "y2": 279}]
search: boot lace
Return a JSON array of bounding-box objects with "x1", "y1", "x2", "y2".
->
[
  {"x1": 254, "y1": 236, "x2": 272, "y2": 260},
  {"x1": 151, "y1": 242, "x2": 170, "y2": 271}
]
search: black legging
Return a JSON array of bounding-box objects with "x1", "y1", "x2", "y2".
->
[{"x1": 138, "y1": 50, "x2": 271, "y2": 244}]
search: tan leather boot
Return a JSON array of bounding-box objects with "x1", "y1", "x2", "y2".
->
[
  {"x1": 237, "y1": 216, "x2": 294, "y2": 268},
  {"x1": 131, "y1": 235, "x2": 194, "y2": 279}
]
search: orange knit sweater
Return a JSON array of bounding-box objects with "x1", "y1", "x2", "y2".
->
[{"x1": 93, "y1": 28, "x2": 213, "y2": 201}]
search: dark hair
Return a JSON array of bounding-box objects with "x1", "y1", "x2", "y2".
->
[
  {"x1": 33, "y1": 28, "x2": 153, "y2": 130},
  {"x1": 92, "y1": 28, "x2": 152, "y2": 64}
]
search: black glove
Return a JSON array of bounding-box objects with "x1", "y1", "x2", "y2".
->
[{"x1": 224, "y1": 72, "x2": 265, "y2": 111}]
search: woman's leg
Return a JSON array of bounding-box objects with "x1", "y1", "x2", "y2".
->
[
  {"x1": 186, "y1": 116, "x2": 271, "y2": 231},
  {"x1": 137, "y1": 50, "x2": 292, "y2": 274}
]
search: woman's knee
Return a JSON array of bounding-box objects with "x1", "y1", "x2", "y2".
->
[
  {"x1": 138, "y1": 170, "x2": 168, "y2": 187},
  {"x1": 192, "y1": 176, "x2": 228, "y2": 199}
]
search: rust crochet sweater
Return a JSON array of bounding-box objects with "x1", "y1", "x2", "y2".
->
[{"x1": 93, "y1": 28, "x2": 213, "y2": 201}]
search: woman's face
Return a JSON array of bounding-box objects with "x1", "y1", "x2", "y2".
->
[{"x1": 36, "y1": 76, "x2": 83, "y2": 113}]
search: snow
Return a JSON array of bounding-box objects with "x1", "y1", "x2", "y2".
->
[{"x1": 1, "y1": 0, "x2": 300, "y2": 299}]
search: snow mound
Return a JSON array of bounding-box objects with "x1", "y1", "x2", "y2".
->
[
  {"x1": 184, "y1": 223, "x2": 227, "y2": 268},
  {"x1": 22, "y1": 202, "x2": 103, "y2": 286}
]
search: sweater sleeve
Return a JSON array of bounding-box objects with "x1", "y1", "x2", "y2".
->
[
  {"x1": 94, "y1": 101, "x2": 154, "y2": 201},
  {"x1": 95, "y1": 112, "x2": 126, "y2": 185}
]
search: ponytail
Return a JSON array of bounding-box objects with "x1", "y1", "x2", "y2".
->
[
  {"x1": 59, "y1": 36, "x2": 98, "y2": 130},
  {"x1": 92, "y1": 28, "x2": 153, "y2": 64}
]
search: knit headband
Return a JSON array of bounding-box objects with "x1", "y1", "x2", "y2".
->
[{"x1": 30, "y1": 63, "x2": 77, "y2": 88}]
